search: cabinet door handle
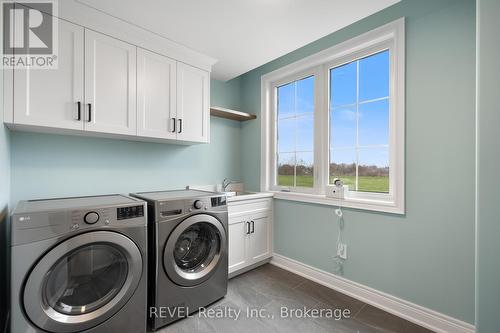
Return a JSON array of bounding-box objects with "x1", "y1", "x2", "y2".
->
[
  {"x1": 246, "y1": 221, "x2": 251, "y2": 234},
  {"x1": 178, "y1": 119, "x2": 183, "y2": 133},
  {"x1": 251, "y1": 220, "x2": 255, "y2": 234},
  {"x1": 87, "y1": 103, "x2": 92, "y2": 122},
  {"x1": 76, "y1": 101, "x2": 81, "y2": 121},
  {"x1": 171, "y1": 118, "x2": 176, "y2": 133}
]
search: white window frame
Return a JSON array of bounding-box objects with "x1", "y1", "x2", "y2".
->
[{"x1": 261, "y1": 18, "x2": 405, "y2": 214}]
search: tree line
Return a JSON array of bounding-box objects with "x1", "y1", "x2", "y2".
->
[{"x1": 278, "y1": 162, "x2": 389, "y2": 177}]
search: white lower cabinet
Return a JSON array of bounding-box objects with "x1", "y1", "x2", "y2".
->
[
  {"x1": 228, "y1": 197, "x2": 273, "y2": 276},
  {"x1": 228, "y1": 216, "x2": 249, "y2": 273},
  {"x1": 247, "y1": 211, "x2": 271, "y2": 262}
]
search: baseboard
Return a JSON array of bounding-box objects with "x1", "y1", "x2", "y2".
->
[{"x1": 270, "y1": 254, "x2": 475, "y2": 333}]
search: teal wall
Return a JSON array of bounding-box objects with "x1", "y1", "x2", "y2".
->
[
  {"x1": 1, "y1": 3, "x2": 11, "y2": 323},
  {"x1": 211, "y1": 77, "x2": 243, "y2": 111},
  {"x1": 0, "y1": 124, "x2": 9, "y2": 331},
  {"x1": 9, "y1": 79, "x2": 243, "y2": 204},
  {"x1": 475, "y1": 0, "x2": 500, "y2": 331},
  {"x1": 238, "y1": 0, "x2": 476, "y2": 323}
]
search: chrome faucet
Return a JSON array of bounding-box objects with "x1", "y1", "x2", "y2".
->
[{"x1": 222, "y1": 178, "x2": 234, "y2": 192}]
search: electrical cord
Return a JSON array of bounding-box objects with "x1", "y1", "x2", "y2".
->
[{"x1": 333, "y1": 185, "x2": 346, "y2": 275}]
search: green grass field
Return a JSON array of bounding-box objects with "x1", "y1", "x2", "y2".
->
[{"x1": 278, "y1": 175, "x2": 389, "y2": 193}]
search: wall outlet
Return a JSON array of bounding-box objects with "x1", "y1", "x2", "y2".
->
[{"x1": 337, "y1": 243, "x2": 347, "y2": 260}]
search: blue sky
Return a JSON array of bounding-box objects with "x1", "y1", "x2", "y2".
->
[{"x1": 277, "y1": 50, "x2": 390, "y2": 168}]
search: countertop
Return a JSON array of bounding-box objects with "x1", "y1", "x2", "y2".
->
[{"x1": 226, "y1": 191, "x2": 274, "y2": 203}]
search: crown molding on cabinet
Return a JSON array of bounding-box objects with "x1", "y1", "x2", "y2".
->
[{"x1": 22, "y1": 0, "x2": 217, "y2": 72}]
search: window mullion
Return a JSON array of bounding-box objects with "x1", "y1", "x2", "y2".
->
[
  {"x1": 293, "y1": 81, "x2": 298, "y2": 188},
  {"x1": 313, "y1": 65, "x2": 326, "y2": 194},
  {"x1": 355, "y1": 60, "x2": 360, "y2": 191}
]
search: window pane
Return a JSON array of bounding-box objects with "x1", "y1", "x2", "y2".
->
[
  {"x1": 329, "y1": 149, "x2": 356, "y2": 190},
  {"x1": 358, "y1": 147, "x2": 389, "y2": 193},
  {"x1": 277, "y1": 153, "x2": 295, "y2": 187},
  {"x1": 329, "y1": 49, "x2": 391, "y2": 193},
  {"x1": 359, "y1": 50, "x2": 389, "y2": 102},
  {"x1": 277, "y1": 118, "x2": 295, "y2": 152},
  {"x1": 331, "y1": 105, "x2": 356, "y2": 148},
  {"x1": 275, "y1": 76, "x2": 315, "y2": 189},
  {"x1": 330, "y1": 62, "x2": 356, "y2": 107},
  {"x1": 296, "y1": 76, "x2": 315, "y2": 114},
  {"x1": 359, "y1": 99, "x2": 389, "y2": 146},
  {"x1": 296, "y1": 152, "x2": 313, "y2": 188},
  {"x1": 296, "y1": 114, "x2": 313, "y2": 152},
  {"x1": 277, "y1": 82, "x2": 294, "y2": 119}
]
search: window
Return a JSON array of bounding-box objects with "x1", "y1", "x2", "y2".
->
[
  {"x1": 276, "y1": 76, "x2": 315, "y2": 189},
  {"x1": 262, "y1": 19, "x2": 405, "y2": 214},
  {"x1": 329, "y1": 50, "x2": 390, "y2": 193}
]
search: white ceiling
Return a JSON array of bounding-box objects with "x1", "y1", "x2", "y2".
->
[{"x1": 77, "y1": 0, "x2": 399, "y2": 81}]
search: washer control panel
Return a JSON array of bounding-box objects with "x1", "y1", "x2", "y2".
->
[
  {"x1": 158, "y1": 195, "x2": 227, "y2": 219},
  {"x1": 117, "y1": 205, "x2": 145, "y2": 220},
  {"x1": 11, "y1": 199, "x2": 147, "y2": 246}
]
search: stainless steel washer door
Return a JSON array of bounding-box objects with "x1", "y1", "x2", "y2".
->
[
  {"x1": 164, "y1": 214, "x2": 226, "y2": 287},
  {"x1": 24, "y1": 231, "x2": 143, "y2": 333}
]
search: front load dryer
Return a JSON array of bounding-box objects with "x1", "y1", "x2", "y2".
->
[
  {"x1": 10, "y1": 195, "x2": 148, "y2": 333},
  {"x1": 130, "y1": 190, "x2": 228, "y2": 330}
]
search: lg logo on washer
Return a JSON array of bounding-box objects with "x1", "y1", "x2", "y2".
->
[{"x1": 2, "y1": 0, "x2": 58, "y2": 68}]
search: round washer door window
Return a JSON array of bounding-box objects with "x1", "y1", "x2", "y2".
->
[
  {"x1": 164, "y1": 214, "x2": 226, "y2": 287},
  {"x1": 44, "y1": 244, "x2": 128, "y2": 315},
  {"x1": 24, "y1": 231, "x2": 143, "y2": 333}
]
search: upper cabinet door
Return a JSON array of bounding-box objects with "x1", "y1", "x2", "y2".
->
[
  {"x1": 84, "y1": 30, "x2": 137, "y2": 135},
  {"x1": 176, "y1": 63, "x2": 209, "y2": 143},
  {"x1": 13, "y1": 19, "x2": 84, "y2": 130},
  {"x1": 137, "y1": 48, "x2": 177, "y2": 139}
]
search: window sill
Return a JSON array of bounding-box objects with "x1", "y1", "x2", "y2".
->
[{"x1": 267, "y1": 190, "x2": 405, "y2": 215}]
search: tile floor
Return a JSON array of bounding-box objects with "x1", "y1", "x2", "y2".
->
[{"x1": 158, "y1": 264, "x2": 435, "y2": 333}]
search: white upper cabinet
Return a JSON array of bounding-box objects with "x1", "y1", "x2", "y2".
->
[
  {"x1": 137, "y1": 48, "x2": 177, "y2": 139},
  {"x1": 13, "y1": 19, "x2": 84, "y2": 130},
  {"x1": 176, "y1": 62, "x2": 209, "y2": 143},
  {"x1": 5, "y1": 15, "x2": 211, "y2": 144},
  {"x1": 84, "y1": 30, "x2": 137, "y2": 135}
]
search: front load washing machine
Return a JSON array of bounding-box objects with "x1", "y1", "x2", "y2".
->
[
  {"x1": 10, "y1": 195, "x2": 148, "y2": 333},
  {"x1": 130, "y1": 190, "x2": 228, "y2": 330}
]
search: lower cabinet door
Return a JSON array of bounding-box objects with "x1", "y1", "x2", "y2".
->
[
  {"x1": 248, "y1": 212, "x2": 271, "y2": 263},
  {"x1": 228, "y1": 216, "x2": 249, "y2": 274}
]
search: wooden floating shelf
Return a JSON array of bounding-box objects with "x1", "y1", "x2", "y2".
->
[{"x1": 210, "y1": 106, "x2": 257, "y2": 121}]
